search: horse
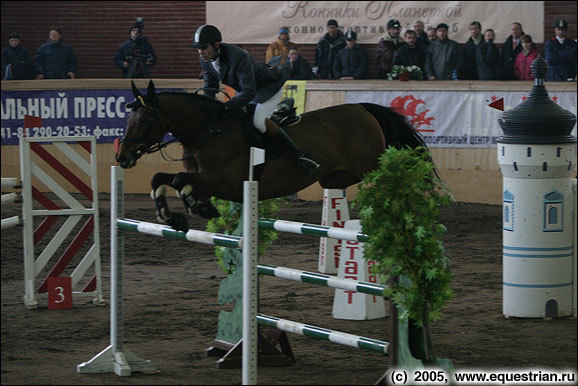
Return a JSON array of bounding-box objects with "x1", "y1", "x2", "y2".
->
[{"x1": 116, "y1": 80, "x2": 431, "y2": 231}]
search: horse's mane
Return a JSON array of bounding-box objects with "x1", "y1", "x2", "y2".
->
[{"x1": 157, "y1": 91, "x2": 225, "y2": 109}]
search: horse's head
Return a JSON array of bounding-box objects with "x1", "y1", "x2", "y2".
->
[{"x1": 116, "y1": 80, "x2": 168, "y2": 168}]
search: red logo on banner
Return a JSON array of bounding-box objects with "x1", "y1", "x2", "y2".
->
[
  {"x1": 390, "y1": 95, "x2": 435, "y2": 132},
  {"x1": 47, "y1": 277, "x2": 72, "y2": 309},
  {"x1": 489, "y1": 98, "x2": 504, "y2": 111}
]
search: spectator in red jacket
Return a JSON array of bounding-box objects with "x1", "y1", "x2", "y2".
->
[{"x1": 514, "y1": 34, "x2": 539, "y2": 80}]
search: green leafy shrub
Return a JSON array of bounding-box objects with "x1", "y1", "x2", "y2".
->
[
  {"x1": 206, "y1": 197, "x2": 287, "y2": 274},
  {"x1": 354, "y1": 146, "x2": 454, "y2": 362}
]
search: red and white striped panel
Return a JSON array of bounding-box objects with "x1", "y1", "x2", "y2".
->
[{"x1": 19, "y1": 136, "x2": 104, "y2": 309}]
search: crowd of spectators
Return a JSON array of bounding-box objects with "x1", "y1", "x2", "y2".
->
[{"x1": 2, "y1": 18, "x2": 576, "y2": 81}]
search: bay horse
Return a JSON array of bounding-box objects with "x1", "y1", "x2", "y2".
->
[{"x1": 116, "y1": 80, "x2": 430, "y2": 231}]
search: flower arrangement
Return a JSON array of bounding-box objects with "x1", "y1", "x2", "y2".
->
[{"x1": 387, "y1": 65, "x2": 424, "y2": 81}]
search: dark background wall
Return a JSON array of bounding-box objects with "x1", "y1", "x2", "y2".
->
[{"x1": 1, "y1": 1, "x2": 576, "y2": 80}]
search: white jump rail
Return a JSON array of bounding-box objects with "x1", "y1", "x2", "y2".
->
[{"x1": 1, "y1": 178, "x2": 22, "y2": 230}]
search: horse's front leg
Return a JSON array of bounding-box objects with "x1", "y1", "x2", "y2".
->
[
  {"x1": 151, "y1": 172, "x2": 189, "y2": 231},
  {"x1": 172, "y1": 172, "x2": 221, "y2": 220}
]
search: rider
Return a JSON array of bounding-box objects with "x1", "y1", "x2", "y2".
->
[{"x1": 191, "y1": 24, "x2": 319, "y2": 175}]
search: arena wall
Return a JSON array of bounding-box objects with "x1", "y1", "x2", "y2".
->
[
  {"x1": 2, "y1": 79, "x2": 575, "y2": 205},
  {"x1": 1, "y1": 1, "x2": 576, "y2": 80}
]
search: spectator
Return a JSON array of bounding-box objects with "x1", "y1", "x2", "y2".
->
[
  {"x1": 499, "y1": 22, "x2": 524, "y2": 80},
  {"x1": 393, "y1": 30, "x2": 426, "y2": 73},
  {"x1": 476, "y1": 29, "x2": 500, "y2": 80},
  {"x1": 333, "y1": 30, "x2": 368, "y2": 80},
  {"x1": 377, "y1": 19, "x2": 405, "y2": 78},
  {"x1": 266, "y1": 26, "x2": 297, "y2": 65},
  {"x1": 34, "y1": 27, "x2": 77, "y2": 79},
  {"x1": 427, "y1": 27, "x2": 438, "y2": 44},
  {"x1": 514, "y1": 34, "x2": 539, "y2": 80},
  {"x1": 281, "y1": 46, "x2": 313, "y2": 80},
  {"x1": 114, "y1": 19, "x2": 157, "y2": 79},
  {"x1": 462, "y1": 21, "x2": 483, "y2": 80},
  {"x1": 545, "y1": 19, "x2": 577, "y2": 81},
  {"x1": 425, "y1": 23, "x2": 462, "y2": 80},
  {"x1": 413, "y1": 19, "x2": 429, "y2": 48},
  {"x1": 2, "y1": 32, "x2": 34, "y2": 80},
  {"x1": 314, "y1": 19, "x2": 345, "y2": 79}
]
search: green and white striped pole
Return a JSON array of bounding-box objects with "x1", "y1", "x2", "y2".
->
[
  {"x1": 258, "y1": 218, "x2": 368, "y2": 242},
  {"x1": 258, "y1": 264, "x2": 386, "y2": 297},
  {"x1": 115, "y1": 218, "x2": 243, "y2": 249},
  {"x1": 257, "y1": 314, "x2": 389, "y2": 354}
]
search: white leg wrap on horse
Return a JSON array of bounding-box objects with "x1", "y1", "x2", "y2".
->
[
  {"x1": 150, "y1": 185, "x2": 172, "y2": 223},
  {"x1": 176, "y1": 185, "x2": 197, "y2": 216},
  {"x1": 150, "y1": 184, "x2": 169, "y2": 200}
]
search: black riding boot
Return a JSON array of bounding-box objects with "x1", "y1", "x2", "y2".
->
[
  {"x1": 270, "y1": 98, "x2": 319, "y2": 176},
  {"x1": 276, "y1": 127, "x2": 320, "y2": 176}
]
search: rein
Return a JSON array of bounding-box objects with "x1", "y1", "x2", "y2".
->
[{"x1": 122, "y1": 92, "x2": 235, "y2": 164}]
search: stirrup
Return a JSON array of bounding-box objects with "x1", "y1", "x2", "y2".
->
[{"x1": 298, "y1": 154, "x2": 320, "y2": 176}]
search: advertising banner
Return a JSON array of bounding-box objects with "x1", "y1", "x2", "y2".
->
[
  {"x1": 207, "y1": 1, "x2": 544, "y2": 44},
  {"x1": 1, "y1": 88, "x2": 182, "y2": 145},
  {"x1": 346, "y1": 90, "x2": 577, "y2": 148}
]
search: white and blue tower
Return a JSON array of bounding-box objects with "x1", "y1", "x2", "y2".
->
[{"x1": 497, "y1": 56, "x2": 576, "y2": 318}]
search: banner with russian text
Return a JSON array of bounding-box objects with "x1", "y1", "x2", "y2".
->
[
  {"x1": 1, "y1": 88, "x2": 182, "y2": 145},
  {"x1": 345, "y1": 90, "x2": 577, "y2": 148},
  {"x1": 207, "y1": 1, "x2": 544, "y2": 44}
]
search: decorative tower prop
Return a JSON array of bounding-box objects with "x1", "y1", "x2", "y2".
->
[{"x1": 497, "y1": 56, "x2": 576, "y2": 318}]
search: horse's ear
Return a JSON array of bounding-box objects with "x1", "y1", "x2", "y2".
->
[
  {"x1": 131, "y1": 81, "x2": 142, "y2": 98},
  {"x1": 147, "y1": 80, "x2": 156, "y2": 96},
  {"x1": 146, "y1": 80, "x2": 160, "y2": 108}
]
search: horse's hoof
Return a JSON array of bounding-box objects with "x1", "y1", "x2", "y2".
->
[{"x1": 167, "y1": 213, "x2": 189, "y2": 232}]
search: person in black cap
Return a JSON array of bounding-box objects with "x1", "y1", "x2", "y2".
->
[
  {"x1": 114, "y1": 18, "x2": 157, "y2": 78},
  {"x1": 377, "y1": 19, "x2": 404, "y2": 78},
  {"x1": 2, "y1": 32, "x2": 34, "y2": 80},
  {"x1": 424, "y1": 23, "x2": 462, "y2": 80},
  {"x1": 333, "y1": 30, "x2": 367, "y2": 79},
  {"x1": 545, "y1": 19, "x2": 577, "y2": 81},
  {"x1": 191, "y1": 24, "x2": 319, "y2": 175},
  {"x1": 313, "y1": 19, "x2": 345, "y2": 79}
]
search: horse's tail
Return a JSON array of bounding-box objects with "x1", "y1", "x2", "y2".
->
[
  {"x1": 359, "y1": 103, "x2": 426, "y2": 150},
  {"x1": 360, "y1": 103, "x2": 441, "y2": 178}
]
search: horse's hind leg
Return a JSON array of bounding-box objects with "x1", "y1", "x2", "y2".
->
[{"x1": 151, "y1": 172, "x2": 189, "y2": 231}]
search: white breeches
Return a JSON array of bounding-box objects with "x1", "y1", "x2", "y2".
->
[{"x1": 252, "y1": 87, "x2": 284, "y2": 133}]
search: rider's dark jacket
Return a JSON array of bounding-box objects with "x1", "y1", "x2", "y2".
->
[{"x1": 200, "y1": 43, "x2": 288, "y2": 109}]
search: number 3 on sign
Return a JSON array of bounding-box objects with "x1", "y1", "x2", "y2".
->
[{"x1": 47, "y1": 277, "x2": 72, "y2": 309}]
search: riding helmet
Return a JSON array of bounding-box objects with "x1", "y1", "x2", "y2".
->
[{"x1": 191, "y1": 24, "x2": 222, "y2": 48}]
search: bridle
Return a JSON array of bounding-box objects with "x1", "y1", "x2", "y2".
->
[
  {"x1": 120, "y1": 88, "x2": 234, "y2": 163},
  {"x1": 121, "y1": 95, "x2": 179, "y2": 161}
]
